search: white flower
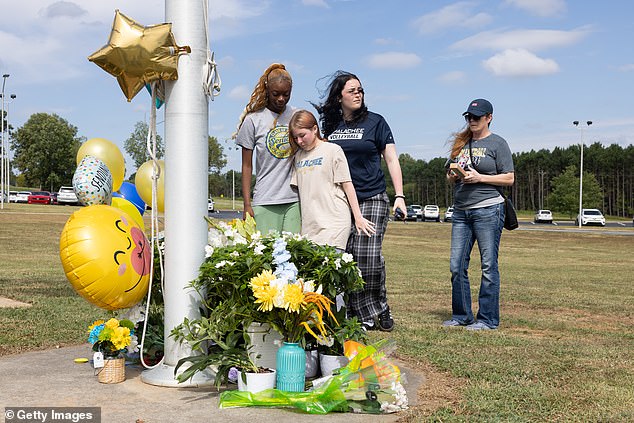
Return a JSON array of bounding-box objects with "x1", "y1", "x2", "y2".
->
[
  {"x1": 230, "y1": 251, "x2": 240, "y2": 257},
  {"x1": 253, "y1": 243, "x2": 266, "y2": 255},
  {"x1": 334, "y1": 258, "x2": 342, "y2": 270},
  {"x1": 379, "y1": 382, "x2": 409, "y2": 413},
  {"x1": 358, "y1": 269, "x2": 363, "y2": 278},
  {"x1": 317, "y1": 336, "x2": 334, "y2": 347},
  {"x1": 322, "y1": 257, "x2": 329, "y2": 265},
  {"x1": 215, "y1": 260, "x2": 234, "y2": 268},
  {"x1": 116, "y1": 303, "x2": 145, "y2": 324},
  {"x1": 204, "y1": 245, "x2": 214, "y2": 258},
  {"x1": 342, "y1": 253, "x2": 353, "y2": 263},
  {"x1": 303, "y1": 279, "x2": 315, "y2": 293},
  {"x1": 126, "y1": 334, "x2": 139, "y2": 354}
]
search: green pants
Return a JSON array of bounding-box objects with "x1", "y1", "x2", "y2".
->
[{"x1": 253, "y1": 202, "x2": 301, "y2": 235}]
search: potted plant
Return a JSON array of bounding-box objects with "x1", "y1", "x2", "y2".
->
[
  {"x1": 319, "y1": 316, "x2": 368, "y2": 376},
  {"x1": 173, "y1": 326, "x2": 275, "y2": 392},
  {"x1": 172, "y1": 216, "x2": 365, "y2": 390},
  {"x1": 87, "y1": 317, "x2": 135, "y2": 383}
]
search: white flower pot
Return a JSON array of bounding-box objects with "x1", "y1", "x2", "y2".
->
[
  {"x1": 319, "y1": 353, "x2": 349, "y2": 376},
  {"x1": 305, "y1": 349, "x2": 319, "y2": 378},
  {"x1": 246, "y1": 322, "x2": 283, "y2": 370},
  {"x1": 237, "y1": 369, "x2": 276, "y2": 393}
]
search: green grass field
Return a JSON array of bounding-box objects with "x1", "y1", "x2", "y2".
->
[{"x1": 1, "y1": 203, "x2": 633, "y2": 421}]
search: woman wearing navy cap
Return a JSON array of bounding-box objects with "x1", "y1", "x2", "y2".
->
[{"x1": 443, "y1": 98, "x2": 515, "y2": 330}]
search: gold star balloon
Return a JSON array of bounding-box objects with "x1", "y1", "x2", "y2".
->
[{"x1": 89, "y1": 10, "x2": 190, "y2": 101}]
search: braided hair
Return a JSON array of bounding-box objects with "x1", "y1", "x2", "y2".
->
[{"x1": 232, "y1": 63, "x2": 293, "y2": 139}]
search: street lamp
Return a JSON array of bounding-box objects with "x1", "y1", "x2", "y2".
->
[
  {"x1": 573, "y1": 120, "x2": 592, "y2": 228},
  {"x1": 3, "y1": 94, "x2": 16, "y2": 205},
  {"x1": 1, "y1": 74, "x2": 9, "y2": 208}
]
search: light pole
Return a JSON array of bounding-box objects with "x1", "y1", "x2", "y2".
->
[
  {"x1": 4, "y1": 94, "x2": 16, "y2": 204},
  {"x1": 1, "y1": 74, "x2": 9, "y2": 209},
  {"x1": 573, "y1": 120, "x2": 592, "y2": 228}
]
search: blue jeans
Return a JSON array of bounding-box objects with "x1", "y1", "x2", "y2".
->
[{"x1": 449, "y1": 202, "x2": 505, "y2": 328}]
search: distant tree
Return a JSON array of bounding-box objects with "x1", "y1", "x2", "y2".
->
[
  {"x1": 124, "y1": 121, "x2": 164, "y2": 169},
  {"x1": 548, "y1": 165, "x2": 603, "y2": 218},
  {"x1": 11, "y1": 113, "x2": 82, "y2": 190},
  {"x1": 208, "y1": 136, "x2": 226, "y2": 174}
]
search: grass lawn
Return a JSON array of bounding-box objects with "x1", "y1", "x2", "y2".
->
[{"x1": 1, "y1": 203, "x2": 633, "y2": 421}]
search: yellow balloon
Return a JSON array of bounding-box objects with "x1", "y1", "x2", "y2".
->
[
  {"x1": 111, "y1": 197, "x2": 145, "y2": 232},
  {"x1": 135, "y1": 159, "x2": 165, "y2": 212},
  {"x1": 59, "y1": 205, "x2": 151, "y2": 310},
  {"x1": 77, "y1": 138, "x2": 126, "y2": 191}
]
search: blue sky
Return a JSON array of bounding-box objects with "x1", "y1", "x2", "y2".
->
[{"x1": 1, "y1": 0, "x2": 633, "y2": 175}]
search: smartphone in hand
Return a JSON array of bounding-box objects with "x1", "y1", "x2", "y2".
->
[{"x1": 394, "y1": 208, "x2": 405, "y2": 220}]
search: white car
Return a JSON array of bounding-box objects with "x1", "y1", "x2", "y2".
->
[
  {"x1": 16, "y1": 191, "x2": 32, "y2": 203},
  {"x1": 423, "y1": 205, "x2": 440, "y2": 222},
  {"x1": 444, "y1": 206, "x2": 454, "y2": 222},
  {"x1": 9, "y1": 191, "x2": 19, "y2": 202},
  {"x1": 534, "y1": 209, "x2": 553, "y2": 224},
  {"x1": 410, "y1": 204, "x2": 422, "y2": 220},
  {"x1": 208, "y1": 198, "x2": 215, "y2": 212},
  {"x1": 57, "y1": 186, "x2": 79, "y2": 205},
  {"x1": 575, "y1": 209, "x2": 605, "y2": 227}
]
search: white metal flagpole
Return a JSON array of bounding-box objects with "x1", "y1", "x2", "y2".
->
[{"x1": 141, "y1": 0, "x2": 214, "y2": 387}]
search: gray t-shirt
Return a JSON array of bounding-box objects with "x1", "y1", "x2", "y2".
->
[
  {"x1": 236, "y1": 107, "x2": 299, "y2": 206},
  {"x1": 450, "y1": 133, "x2": 514, "y2": 210}
]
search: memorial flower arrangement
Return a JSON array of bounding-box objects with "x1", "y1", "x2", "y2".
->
[
  {"x1": 172, "y1": 216, "x2": 365, "y2": 386},
  {"x1": 88, "y1": 317, "x2": 135, "y2": 358}
]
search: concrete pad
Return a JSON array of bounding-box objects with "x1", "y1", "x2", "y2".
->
[
  {"x1": 0, "y1": 296, "x2": 31, "y2": 308},
  {"x1": 0, "y1": 345, "x2": 422, "y2": 422}
]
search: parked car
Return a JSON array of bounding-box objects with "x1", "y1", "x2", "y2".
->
[
  {"x1": 8, "y1": 191, "x2": 19, "y2": 202},
  {"x1": 422, "y1": 205, "x2": 440, "y2": 222},
  {"x1": 16, "y1": 191, "x2": 32, "y2": 203},
  {"x1": 28, "y1": 191, "x2": 52, "y2": 204},
  {"x1": 57, "y1": 186, "x2": 79, "y2": 205},
  {"x1": 50, "y1": 192, "x2": 58, "y2": 205},
  {"x1": 208, "y1": 197, "x2": 215, "y2": 212},
  {"x1": 534, "y1": 209, "x2": 553, "y2": 224},
  {"x1": 575, "y1": 208, "x2": 605, "y2": 227},
  {"x1": 444, "y1": 206, "x2": 454, "y2": 222},
  {"x1": 405, "y1": 206, "x2": 418, "y2": 221},
  {"x1": 410, "y1": 204, "x2": 422, "y2": 220}
]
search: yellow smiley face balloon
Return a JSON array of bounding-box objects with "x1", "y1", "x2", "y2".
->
[{"x1": 59, "y1": 205, "x2": 151, "y2": 310}]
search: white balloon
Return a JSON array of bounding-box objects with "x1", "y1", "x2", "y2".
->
[{"x1": 72, "y1": 155, "x2": 113, "y2": 206}]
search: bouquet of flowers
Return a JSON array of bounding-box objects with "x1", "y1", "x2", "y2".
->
[
  {"x1": 219, "y1": 339, "x2": 409, "y2": 414},
  {"x1": 249, "y1": 237, "x2": 337, "y2": 344},
  {"x1": 88, "y1": 317, "x2": 135, "y2": 358}
]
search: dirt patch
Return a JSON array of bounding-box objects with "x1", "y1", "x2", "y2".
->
[
  {"x1": 395, "y1": 355, "x2": 466, "y2": 421},
  {"x1": 0, "y1": 296, "x2": 32, "y2": 308}
]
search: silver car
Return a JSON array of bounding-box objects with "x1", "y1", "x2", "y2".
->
[{"x1": 57, "y1": 186, "x2": 79, "y2": 205}]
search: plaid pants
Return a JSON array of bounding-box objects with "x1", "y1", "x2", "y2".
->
[{"x1": 346, "y1": 192, "x2": 390, "y2": 322}]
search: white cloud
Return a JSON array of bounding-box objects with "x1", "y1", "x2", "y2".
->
[
  {"x1": 302, "y1": 0, "x2": 330, "y2": 8},
  {"x1": 412, "y1": 2, "x2": 492, "y2": 35},
  {"x1": 40, "y1": 1, "x2": 87, "y2": 19},
  {"x1": 451, "y1": 27, "x2": 591, "y2": 52},
  {"x1": 375, "y1": 38, "x2": 398, "y2": 46},
  {"x1": 504, "y1": 0, "x2": 566, "y2": 17},
  {"x1": 366, "y1": 52, "x2": 422, "y2": 69},
  {"x1": 482, "y1": 48, "x2": 560, "y2": 77},
  {"x1": 438, "y1": 71, "x2": 467, "y2": 83},
  {"x1": 617, "y1": 64, "x2": 634, "y2": 72},
  {"x1": 228, "y1": 85, "x2": 251, "y2": 101}
]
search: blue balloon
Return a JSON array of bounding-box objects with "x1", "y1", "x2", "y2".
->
[
  {"x1": 117, "y1": 182, "x2": 146, "y2": 215},
  {"x1": 112, "y1": 192, "x2": 123, "y2": 198}
]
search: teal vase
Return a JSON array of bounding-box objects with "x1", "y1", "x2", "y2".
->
[{"x1": 276, "y1": 342, "x2": 306, "y2": 392}]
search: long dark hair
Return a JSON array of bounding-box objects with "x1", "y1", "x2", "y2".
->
[{"x1": 313, "y1": 70, "x2": 368, "y2": 137}]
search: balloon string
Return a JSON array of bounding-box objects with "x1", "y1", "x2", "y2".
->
[
  {"x1": 202, "y1": 0, "x2": 221, "y2": 100},
  {"x1": 139, "y1": 81, "x2": 164, "y2": 370}
]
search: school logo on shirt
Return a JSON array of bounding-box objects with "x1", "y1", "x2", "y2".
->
[
  {"x1": 328, "y1": 128, "x2": 364, "y2": 141},
  {"x1": 266, "y1": 126, "x2": 292, "y2": 159}
]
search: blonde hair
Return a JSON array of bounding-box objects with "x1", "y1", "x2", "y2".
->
[
  {"x1": 449, "y1": 127, "x2": 473, "y2": 159},
  {"x1": 288, "y1": 109, "x2": 323, "y2": 154},
  {"x1": 232, "y1": 63, "x2": 292, "y2": 139}
]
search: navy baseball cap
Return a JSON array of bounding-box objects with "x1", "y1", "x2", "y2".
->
[{"x1": 463, "y1": 98, "x2": 493, "y2": 117}]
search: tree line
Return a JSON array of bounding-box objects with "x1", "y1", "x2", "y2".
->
[
  {"x1": 8, "y1": 112, "x2": 634, "y2": 217},
  {"x1": 385, "y1": 143, "x2": 634, "y2": 217}
]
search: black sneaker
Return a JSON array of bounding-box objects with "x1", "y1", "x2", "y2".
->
[
  {"x1": 361, "y1": 320, "x2": 377, "y2": 331},
  {"x1": 377, "y1": 307, "x2": 394, "y2": 332}
]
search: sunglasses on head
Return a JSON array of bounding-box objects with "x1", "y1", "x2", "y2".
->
[{"x1": 464, "y1": 114, "x2": 484, "y2": 122}]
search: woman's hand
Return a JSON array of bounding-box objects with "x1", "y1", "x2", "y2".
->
[
  {"x1": 463, "y1": 167, "x2": 482, "y2": 184},
  {"x1": 355, "y1": 217, "x2": 376, "y2": 236}
]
